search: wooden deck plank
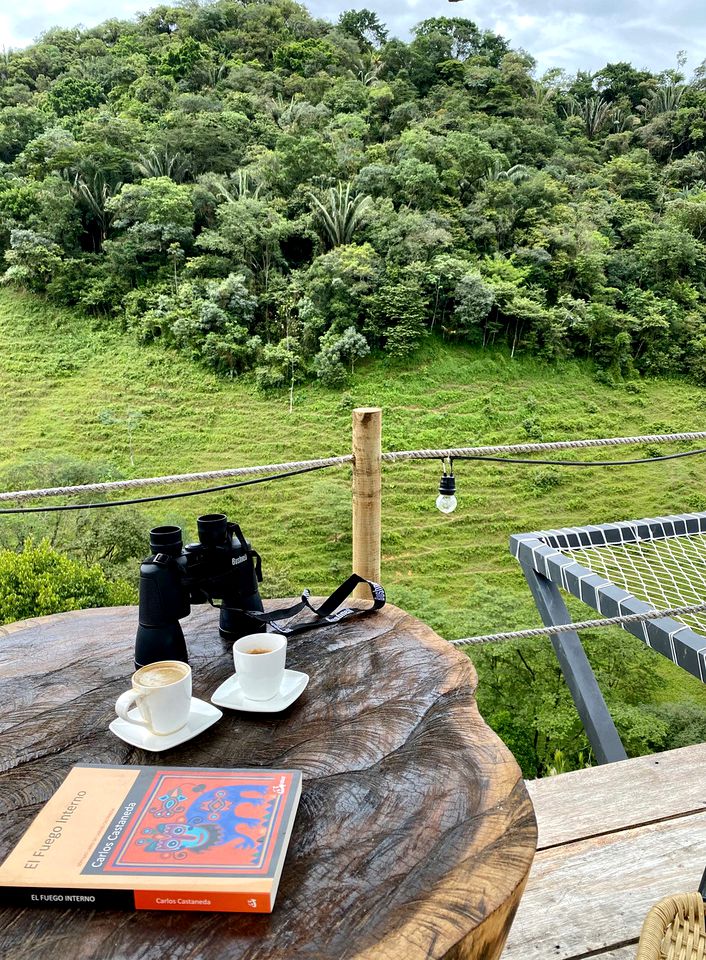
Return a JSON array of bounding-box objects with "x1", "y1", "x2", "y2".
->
[
  {"x1": 527, "y1": 743, "x2": 706, "y2": 848},
  {"x1": 503, "y1": 810, "x2": 706, "y2": 960},
  {"x1": 597, "y1": 948, "x2": 637, "y2": 959}
]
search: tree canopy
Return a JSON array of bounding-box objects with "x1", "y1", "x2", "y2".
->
[{"x1": 2, "y1": 2, "x2": 706, "y2": 384}]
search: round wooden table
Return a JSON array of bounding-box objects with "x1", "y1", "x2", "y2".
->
[{"x1": 0, "y1": 602, "x2": 536, "y2": 960}]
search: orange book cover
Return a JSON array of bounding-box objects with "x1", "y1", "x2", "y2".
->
[{"x1": 0, "y1": 765, "x2": 302, "y2": 913}]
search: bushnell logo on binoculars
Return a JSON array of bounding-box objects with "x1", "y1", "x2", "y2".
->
[{"x1": 135, "y1": 513, "x2": 265, "y2": 668}]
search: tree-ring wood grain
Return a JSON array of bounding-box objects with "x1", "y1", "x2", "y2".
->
[{"x1": 0, "y1": 601, "x2": 536, "y2": 960}]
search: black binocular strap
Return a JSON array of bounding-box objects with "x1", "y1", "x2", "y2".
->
[{"x1": 237, "y1": 574, "x2": 386, "y2": 636}]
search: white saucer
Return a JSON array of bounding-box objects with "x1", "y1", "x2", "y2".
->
[
  {"x1": 211, "y1": 669, "x2": 309, "y2": 712},
  {"x1": 109, "y1": 697, "x2": 223, "y2": 752}
]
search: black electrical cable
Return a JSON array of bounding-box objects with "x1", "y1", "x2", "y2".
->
[
  {"x1": 2, "y1": 445, "x2": 705, "y2": 517},
  {"x1": 450, "y1": 447, "x2": 706, "y2": 468},
  {"x1": 0, "y1": 463, "x2": 333, "y2": 515}
]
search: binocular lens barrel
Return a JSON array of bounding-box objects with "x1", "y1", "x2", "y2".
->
[
  {"x1": 149, "y1": 525, "x2": 183, "y2": 555},
  {"x1": 197, "y1": 513, "x2": 228, "y2": 546},
  {"x1": 136, "y1": 512, "x2": 264, "y2": 667}
]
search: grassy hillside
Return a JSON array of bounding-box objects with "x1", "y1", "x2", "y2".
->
[
  {"x1": 2, "y1": 287, "x2": 706, "y2": 772},
  {"x1": 2, "y1": 286, "x2": 706, "y2": 632}
]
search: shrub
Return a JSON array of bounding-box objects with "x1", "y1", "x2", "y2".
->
[
  {"x1": 313, "y1": 325, "x2": 370, "y2": 385},
  {"x1": 132, "y1": 274, "x2": 261, "y2": 375},
  {"x1": 528, "y1": 467, "x2": 563, "y2": 493},
  {"x1": 2, "y1": 229, "x2": 62, "y2": 291},
  {"x1": 646, "y1": 702, "x2": 706, "y2": 751},
  {"x1": 0, "y1": 459, "x2": 147, "y2": 585},
  {"x1": 452, "y1": 273, "x2": 495, "y2": 340},
  {"x1": 0, "y1": 541, "x2": 136, "y2": 625},
  {"x1": 369, "y1": 265, "x2": 429, "y2": 357},
  {"x1": 522, "y1": 416, "x2": 543, "y2": 440},
  {"x1": 0, "y1": 456, "x2": 121, "y2": 492},
  {"x1": 255, "y1": 338, "x2": 303, "y2": 390}
]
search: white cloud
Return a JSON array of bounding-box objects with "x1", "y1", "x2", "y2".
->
[
  {"x1": 0, "y1": 1, "x2": 147, "y2": 49},
  {"x1": 2, "y1": 0, "x2": 706, "y2": 74}
]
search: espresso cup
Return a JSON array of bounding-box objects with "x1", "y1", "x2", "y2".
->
[
  {"x1": 233, "y1": 634, "x2": 286, "y2": 701},
  {"x1": 115, "y1": 660, "x2": 192, "y2": 735}
]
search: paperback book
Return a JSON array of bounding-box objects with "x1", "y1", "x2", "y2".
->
[{"x1": 0, "y1": 764, "x2": 302, "y2": 913}]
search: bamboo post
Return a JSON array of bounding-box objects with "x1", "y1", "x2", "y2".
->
[{"x1": 352, "y1": 407, "x2": 382, "y2": 598}]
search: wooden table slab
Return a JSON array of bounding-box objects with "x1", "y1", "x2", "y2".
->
[
  {"x1": 0, "y1": 602, "x2": 536, "y2": 960},
  {"x1": 503, "y1": 743, "x2": 706, "y2": 960}
]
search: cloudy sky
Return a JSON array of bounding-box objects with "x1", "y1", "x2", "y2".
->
[{"x1": 1, "y1": 0, "x2": 705, "y2": 76}]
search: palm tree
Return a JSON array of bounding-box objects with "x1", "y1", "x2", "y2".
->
[
  {"x1": 639, "y1": 83, "x2": 686, "y2": 119},
  {"x1": 264, "y1": 94, "x2": 291, "y2": 122},
  {"x1": 67, "y1": 170, "x2": 121, "y2": 251},
  {"x1": 74, "y1": 58, "x2": 105, "y2": 83},
  {"x1": 479, "y1": 159, "x2": 531, "y2": 186},
  {"x1": 348, "y1": 54, "x2": 383, "y2": 86},
  {"x1": 309, "y1": 183, "x2": 372, "y2": 247},
  {"x1": 278, "y1": 99, "x2": 311, "y2": 130},
  {"x1": 530, "y1": 80, "x2": 555, "y2": 106},
  {"x1": 674, "y1": 180, "x2": 706, "y2": 198},
  {"x1": 135, "y1": 147, "x2": 190, "y2": 183},
  {"x1": 1, "y1": 47, "x2": 12, "y2": 82},
  {"x1": 565, "y1": 97, "x2": 612, "y2": 138},
  {"x1": 610, "y1": 107, "x2": 637, "y2": 132},
  {"x1": 195, "y1": 60, "x2": 230, "y2": 88},
  {"x1": 215, "y1": 170, "x2": 263, "y2": 202}
]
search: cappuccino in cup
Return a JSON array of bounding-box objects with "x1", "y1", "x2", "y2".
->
[
  {"x1": 138, "y1": 663, "x2": 190, "y2": 687},
  {"x1": 115, "y1": 660, "x2": 192, "y2": 735}
]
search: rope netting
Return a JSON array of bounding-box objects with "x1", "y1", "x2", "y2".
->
[
  {"x1": 558, "y1": 529, "x2": 706, "y2": 635},
  {"x1": 460, "y1": 517, "x2": 706, "y2": 650}
]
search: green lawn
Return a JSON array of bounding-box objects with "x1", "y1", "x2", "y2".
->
[{"x1": 2, "y1": 286, "x2": 706, "y2": 710}]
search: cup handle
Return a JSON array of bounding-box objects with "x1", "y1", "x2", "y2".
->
[{"x1": 115, "y1": 690, "x2": 151, "y2": 729}]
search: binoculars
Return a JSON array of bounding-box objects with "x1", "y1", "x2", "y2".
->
[{"x1": 134, "y1": 513, "x2": 265, "y2": 668}]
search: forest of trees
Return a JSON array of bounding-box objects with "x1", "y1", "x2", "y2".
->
[{"x1": 2, "y1": 1, "x2": 706, "y2": 384}]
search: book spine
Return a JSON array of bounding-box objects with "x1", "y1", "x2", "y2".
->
[
  {"x1": 134, "y1": 890, "x2": 272, "y2": 912},
  {"x1": 2, "y1": 887, "x2": 135, "y2": 910},
  {"x1": 2, "y1": 887, "x2": 272, "y2": 913}
]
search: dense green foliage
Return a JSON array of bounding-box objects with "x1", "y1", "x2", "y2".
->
[
  {"x1": 0, "y1": 540, "x2": 135, "y2": 623},
  {"x1": 3, "y1": 4, "x2": 706, "y2": 382},
  {"x1": 3, "y1": 288, "x2": 706, "y2": 776},
  {"x1": 473, "y1": 630, "x2": 706, "y2": 777}
]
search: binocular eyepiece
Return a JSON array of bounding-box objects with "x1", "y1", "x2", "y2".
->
[
  {"x1": 195, "y1": 513, "x2": 231, "y2": 547},
  {"x1": 148, "y1": 514, "x2": 229, "y2": 555},
  {"x1": 149, "y1": 524, "x2": 183, "y2": 556},
  {"x1": 135, "y1": 514, "x2": 265, "y2": 668}
]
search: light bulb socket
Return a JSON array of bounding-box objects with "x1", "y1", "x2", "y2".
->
[{"x1": 438, "y1": 473, "x2": 456, "y2": 496}]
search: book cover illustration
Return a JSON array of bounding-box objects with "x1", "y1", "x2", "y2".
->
[
  {"x1": 0, "y1": 765, "x2": 302, "y2": 912},
  {"x1": 85, "y1": 768, "x2": 295, "y2": 879}
]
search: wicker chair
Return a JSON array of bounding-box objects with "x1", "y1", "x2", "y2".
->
[{"x1": 636, "y1": 891, "x2": 706, "y2": 960}]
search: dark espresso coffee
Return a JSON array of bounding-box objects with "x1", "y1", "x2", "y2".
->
[{"x1": 245, "y1": 648, "x2": 271, "y2": 655}]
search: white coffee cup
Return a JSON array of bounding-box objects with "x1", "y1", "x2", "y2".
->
[
  {"x1": 115, "y1": 660, "x2": 192, "y2": 735},
  {"x1": 233, "y1": 634, "x2": 287, "y2": 701}
]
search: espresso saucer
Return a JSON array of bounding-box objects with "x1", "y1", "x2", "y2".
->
[
  {"x1": 211, "y1": 670, "x2": 309, "y2": 713},
  {"x1": 109, "y1": 697, "x2": 222, "y2": 752}
]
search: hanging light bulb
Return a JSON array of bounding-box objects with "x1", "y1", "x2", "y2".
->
[{"x1": 436, "y1": 459, "x2": 457, "y2": 514}]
